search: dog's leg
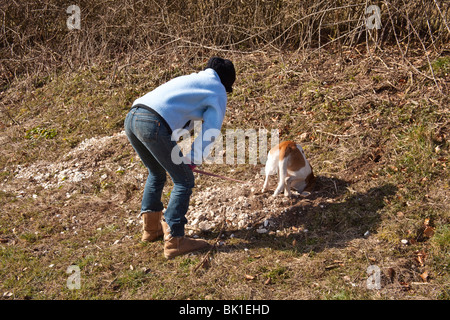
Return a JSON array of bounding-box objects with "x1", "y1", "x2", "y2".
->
[
  {"x1": 262, "y1": 173, "x2": 269, "y2": 193},
  {"x1": 286, "y1": 175, "x2": 307, "y2": 197},
  {"x1": 273, "y1": 158, "x2": 288, "y2": 196},
  {"x1": 273, "y1": 180, "x2": 284, "y2": 196},
  {"x1": 262, "y1": 160, "x2": 273, "y2": 193},
  {"x1": 284, "y1": 176, "x2": 293, "y2": 197},
  {"x1": 262, "y1": 152, "x2": 276, "y2": 193}
]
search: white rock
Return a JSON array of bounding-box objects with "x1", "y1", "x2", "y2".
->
[{"x1": 198, "y1": 221, "x2": 211, "y2": 231}]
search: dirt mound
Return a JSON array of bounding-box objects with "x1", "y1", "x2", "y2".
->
[
  {"x1": 11, "y1": 131, "x2": 128, "y2": 192},
  {"x1": 185, "y1": 173, "x2": 353, "y2": 237}
]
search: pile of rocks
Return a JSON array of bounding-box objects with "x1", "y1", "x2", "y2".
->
[{"x1": 185, "y1": 183, "x2": 286, "y2": 234}]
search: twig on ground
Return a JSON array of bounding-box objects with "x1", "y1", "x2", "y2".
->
[{"x1": 192, "y1": 219, "x2": 226, "y2": 273}]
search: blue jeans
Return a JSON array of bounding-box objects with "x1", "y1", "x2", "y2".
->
[{"x1": 124, "y1": 106, "x2": 194, "y2": 237}]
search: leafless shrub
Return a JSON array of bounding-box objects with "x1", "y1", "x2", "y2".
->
[{"x1": 0, "y1": 0, "x2": 448, "y2": 88}]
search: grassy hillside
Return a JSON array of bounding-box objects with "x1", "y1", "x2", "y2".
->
[{"x1": 0, "y1": 1, "x2": 449, "y2": 300}]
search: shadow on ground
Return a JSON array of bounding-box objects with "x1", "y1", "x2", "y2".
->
[{"x1": 211, "y1": 176, "x2": 398, "y2": 254}]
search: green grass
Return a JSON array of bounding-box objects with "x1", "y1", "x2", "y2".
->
[{"x1": 431, "y1": 56, "x2": 450, "y2": 76}]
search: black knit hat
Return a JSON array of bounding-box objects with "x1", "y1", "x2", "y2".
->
[{"x1": 206, "y1": 57, "x2": 236, "y2": 93}]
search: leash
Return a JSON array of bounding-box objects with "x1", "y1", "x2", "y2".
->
[{"x1": 192, "y1": 168, "x2": 245, "y2": 183}]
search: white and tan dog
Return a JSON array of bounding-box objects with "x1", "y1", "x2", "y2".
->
[{"x1": 262, "y1": 141, "x2": 315, "y2": 197}]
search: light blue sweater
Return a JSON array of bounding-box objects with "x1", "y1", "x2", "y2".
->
[{"x1": 132, "y1": 68, "x2": 227, "y2": 163}]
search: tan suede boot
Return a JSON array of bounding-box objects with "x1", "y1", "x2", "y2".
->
[
  {"x1": 141, "y1": 211, "x2": 164, "y2": 242},
  {"x1": 161, "y1": 218, "x2": 170, "y2": 237},
  {"x1": 164, "y1": 235, "x2": 210, "y2": 259}
]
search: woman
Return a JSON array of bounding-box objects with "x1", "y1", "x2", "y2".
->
[{"x1": 124, "y1": 57, "x2": 235, "y2": 259}]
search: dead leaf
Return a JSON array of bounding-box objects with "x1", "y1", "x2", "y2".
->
[
  {"x1": 245, "y1": 274, "x2": 255, "y2": 281},
  {"x1": 264, "y1": 278, "x2": 272, "y2": 285},
  {"x1": 423, "y1": 226, "x2": 435, "y2": 238},
  {"x1": 416, "y1": 250, "x2": 427, "y2": 266},
  {"x1": 420, "y1": 271, "x2": 429, "y2": 282}
]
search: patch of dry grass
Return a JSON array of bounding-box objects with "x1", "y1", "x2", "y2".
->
[{"x1": 1, "y1": 46, "x2": 449, "y2": 300}]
